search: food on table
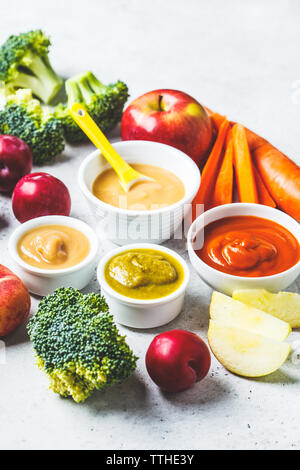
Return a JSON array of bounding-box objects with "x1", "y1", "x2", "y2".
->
[
  {"x1": 0, "y1": 135, "x2": 32, "y2": 193},
  {"x1": 92, "y1": 163, "x2": 185, "y2": 210},
  {"x1": 253, "y1": 165, "x2": 276, "y2": 208},
  {"x1": 208, "y1": 320, "x2": 291, "y2": 378},
  {"x1": 0, "y1": 89, "x2": 65, "y2": 164},
  {"x1": 247, "y1": 129, "x2": 300, "y2": 222},
  {"x1": 210, "y1": 291, "x2": 291, "y2": 341},
  {"x1": 195, "y1": 215, "x2": 300, "y2": 277},
  {"x1": 233, "y1": 289, "x2": 300, "y2": 328},
  {"x1": 207, "y1": 109, "x2": 225, "y2": 132},
  {"x1": 212, "y1": 130, "x2": 233, "y2": 207},
  {"x1": 192, "y1": 118, "x2": 230, "y2": 215},
  {"x1": 121, "y1": 89, "x2": 213, "y2": 166},
  {"x1": 232, "y1": 123, "x2": 258, "y2": 204},
  {"x1": 145, "y1": 329, "x2": 211, "y2": 392},
  {"x1": 54, "y1": 71, "x2": 129, "y2": 143},
  {"x1": 27, "y1": 287, "x2": 138, "y2": 403},
  {"x1": 199, "y1": 108, "x2": 300, "y2": 222},
  {"x1": 105, "y1": 249, "x2": 185, "y2": 300},
  {"x1": 17, "y1": 225, "x2": 90, "y2": 270},
  {"x1": 12, "y1": 172, "x2": 71, "y2": 223},
  {"x1": 0, "y1": 264, "x2": 31, "y2": 337},
  {"x1": 0, "y1": 29, "x2": 62, "y2": 104}
]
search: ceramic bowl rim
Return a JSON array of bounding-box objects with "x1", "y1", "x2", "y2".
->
[
  {"x1": 78, "y1": 140, "x2": 201, "y2": 217},
  {"x1": 187, "y1": 202, "x2": 300, "y2": 282},
  {"x1": 97, "y1": 243, "x2": 190, "y2": 305},
  {"x1": 8, "y1": 215, "x2": 99, "y2": 276}
]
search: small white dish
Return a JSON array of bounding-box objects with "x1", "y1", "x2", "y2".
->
[
  {"x1": 8, "y1": 215, "x2": 99, "y2": 296},
  {"x1": 187, "y1": 203, "x2": 300, "y2": 295},
  {"x1": 78, "y1": 140, "x2": 200, "y2": 245},
  {"x1": 97, "y1": 243, "x2": 190, "y2": 329}
]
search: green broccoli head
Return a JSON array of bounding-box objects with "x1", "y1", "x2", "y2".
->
[
  {"x1": 0, "y1": 89, "x2": 65, "y2": 164},
  {"x1": 27, "y1": 287, "x2": 138, "y2": 403},
  {"x1": 0, "y1": 29, "x2": 63, "y2": 104},
  {"x1": 54, "y1": 71, "x2": 129, "y2": 143}
]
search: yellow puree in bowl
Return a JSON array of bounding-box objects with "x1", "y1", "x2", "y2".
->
[
  {"x1": 17, "y1": 225, "x2": 90, "y2": 270},
  {"x1": 92, "y1": 164, "x2": 185, "y2": 210},
  {"x1": 104, "y1": 248, "x2": 185, "y2": 300}
]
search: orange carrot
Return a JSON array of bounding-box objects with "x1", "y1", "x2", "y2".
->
[
  {"x1": 211, "y1": 131, "x2": 234, "y2": 207},
  {"x1": 253, "y1": 165, "x2": 276, "y2": 208},
  {"x1": 232, "y1": 123, "x2": 258, "y2": 203},
  {"x1": 249, "y1": 137, "x2": 300, "y2": 221},
  {"x1": 192, "y1": 118, "x2": 230, "y2": 217},
  {"x1": 206, "y1": 107, "x2": 300, "y2": 221},
  {"x1": 204, "y1": 107, "x2": 225, "y2": 131}
]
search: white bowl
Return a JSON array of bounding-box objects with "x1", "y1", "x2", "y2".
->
[
  {"x1": 8, "y1": 215, "x2": 99, "y2": 296},
  {"x1": 97, "y1": 243, "x2": 190, "y2": 329},
  {"x1": 187, "y1": 203, "x2": 300, "y2": 295},
  {"x1": 78, "y1": 140, "x2": 200, "y2": 245}
]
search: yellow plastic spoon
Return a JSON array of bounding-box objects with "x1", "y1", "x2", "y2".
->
[{"x1": 69, "y1": 103, "x2": 153, "y2": 192}]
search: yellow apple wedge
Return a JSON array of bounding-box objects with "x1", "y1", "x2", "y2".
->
[
  {"x1": 208, "y1": 320, "x2": 291, "y2": 378},
  {"x1": 233, "y1": 289, "x2": 300, "y2": 329},
  {"x1": 210, "y1": 291, "x2": 291, "y2": 341}
]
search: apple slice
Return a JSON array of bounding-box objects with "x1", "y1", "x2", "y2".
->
[
  {"x1": 208, "y1": 320, "x2": 291, "y2": 377},
  {"x1": 210, "y1": 291, "x2": 291, "y2": 341},
  {"x1": 233, "y1": 289, "x2": 300, "y2": 329}
]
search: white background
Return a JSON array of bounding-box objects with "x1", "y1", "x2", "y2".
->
[{"x1": 0, "y1": 0, "x2": 300, "y2": 450}]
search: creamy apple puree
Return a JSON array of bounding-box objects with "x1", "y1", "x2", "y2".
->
[
  {"x1": 17, "y1": 225, "x2": 90, "y2": 270},
  {"x1": 92, "y1": 163, "x2": 185, "y2": 210}
]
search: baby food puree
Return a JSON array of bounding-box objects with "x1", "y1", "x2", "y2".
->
[
  {"x1": 196, "y1": 216, "x2": 300, "y2": 277},
  {"x1": 17, "y1": 225, "x2": 90, "y2": 270},
  {"x1": 105, "y1": 248, "x2": 185, "y2": 299},
  {"x1": 92, "y1": 163, "x2": 185, "y2": 210}
]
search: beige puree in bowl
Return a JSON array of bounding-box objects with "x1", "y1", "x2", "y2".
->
[
  {"x1": 92, "y1": 163, "x2": 185, "y2": 211},
  {"x1": 17, "y1": 225, "x2": 90, "y2": 270}
]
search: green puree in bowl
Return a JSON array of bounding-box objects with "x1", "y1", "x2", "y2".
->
[{"x1": 104, "y1": 249, "x2": 185, "y2": 300}]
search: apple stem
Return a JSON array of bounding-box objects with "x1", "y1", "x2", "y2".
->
[{"x1": 158, "y1": 95, "x2": 164, "y2": 112}]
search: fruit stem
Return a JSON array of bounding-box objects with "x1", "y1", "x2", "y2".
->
[{"x1": 158, "y1": 95, "x2": 164, "y2": 112}]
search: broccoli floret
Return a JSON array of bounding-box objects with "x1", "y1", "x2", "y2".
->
[
  {"x1": 27, "y1": 287, "x2": 138, "y2": 403},
  {"x1": 0, "y1": 29, "x2": 63, "y2": 104},
  {"x1": 54, "y1": 71, "x2": 129, "y2": 143},
  {"x1": 0, "y1": 89, "x2": 65, "y2": 164}
]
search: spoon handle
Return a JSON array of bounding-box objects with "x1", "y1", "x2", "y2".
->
[{"x1": 69, "y1": 103, "x2": 132, "y2": 178}]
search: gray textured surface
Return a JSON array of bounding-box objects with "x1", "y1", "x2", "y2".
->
[{"x1": 0, "y1": 0, "x2": 300, "y2": 451}]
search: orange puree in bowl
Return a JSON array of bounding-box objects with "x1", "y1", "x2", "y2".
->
[
  {"x1": 17, "y1": 225, "x2": 90, "y2": 270},
  {"x1": 92, "y1": 163, "x2": 185, "y2": 210},
  {"x1": 195, "y1": 216, "x2": 300, "y2": 277}
]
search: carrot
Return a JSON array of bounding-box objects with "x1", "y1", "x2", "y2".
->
[
  {"x1": 253, "y1": 165, "x2": 276, "y2": 208},
  {"x1": 207, "y1": 107, "x2": 300, "y2": 221},
  {"x1": 211, "y1": 130, "x2": 234, "y2": 207},
  {"x1": 245, "y1": 128, "x2": 265, "y2": 151},
  {"x1": 192, "y1": 118, "x2": 230, "y2": 218},
  {"x1": 249, "y1": 138, "x2": 300, "y2": 221},
  {"x1": 204, "y1": 106, "x2": 225, "y2": 132},
  {"x1": 232, "y1": 123, "x2": 258, "y2": 203}
]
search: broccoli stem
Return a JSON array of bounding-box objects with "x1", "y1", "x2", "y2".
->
[
  {"x1": 14, "y1": 52, "x2": 62, "y2": 104},
  {"x1": 66, "y1": 71, "x2": 106, "y2": 106}
]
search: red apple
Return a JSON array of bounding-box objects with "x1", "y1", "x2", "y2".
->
[
  {"x1": 121, "y1": 89, "x2": 213, "y2": 166},
  {"x1": 146, "y1": 329, "x2": 211, "y2": 392},
  {"x1": 0, "y1": 135, "x2": 32, "y2": 193},
  {"x1": 0, "y1": 265, "x2": 31, "y2": 337},
  {"x1": 12, "y1": 172, "x2": 71, "y2": 223}
]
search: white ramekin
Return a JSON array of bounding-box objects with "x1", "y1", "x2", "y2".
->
[
  {"x1": 78, "y1": 140, "x2": 200, "y2": 245},
  {"x1": 187, "y1": 203, "x2": 300, "y2": 295},
  {"x1": 97, "y1": 243, "x2": 190, "y2": 328},
  {"x1": 8, "y1": 215, "x2": 99, "y2": 296}
]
